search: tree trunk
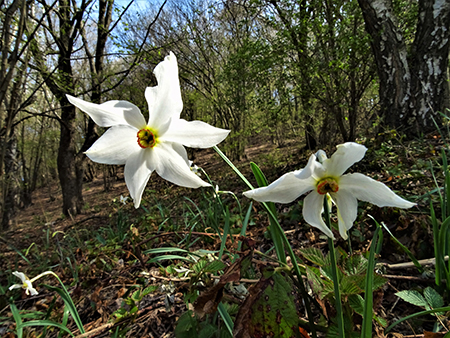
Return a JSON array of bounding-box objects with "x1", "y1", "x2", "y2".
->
[
  {"x1": 57, "y1": 96, "x2": 84, "y2": 216},
  {"x1": 357, "y1": 0, "x2": 450, "y2": 134}
]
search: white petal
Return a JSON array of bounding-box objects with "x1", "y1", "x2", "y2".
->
[
  {"x1": 295, "y1": 154, "x2": 324, "y2": 180},
  {"x1": 162, "y1": 119, "x2": 230, "y2": 148},
  {"x1": 332, "y1": 191, "x2": 358, "y2": 240},
  {"x1": 24, "y1": 280, "x2": 38, "y2": 296},
  {"x1": 9, "y1": 284, "x2": 22, "y2": 291},
  {"x1": 303, "y1": 191, "x2": 334, "y2": 238},
  {"x1": 339, "y1": 173, "x2": 416, "y2": 208},
  {"x1": 324, "y1": 142, "x2": 367, "y2": 177},
  {"x1": 124, "y1": 149, "x2": 153, "y2": 208},
  {"x1": 85, "y1": 125, "x2": 139, "y2": 165},
  {"x1": 151, "y1": 142, "x2": 210, "y2": 188},
  {"x1": 147, "y1": 52, "x2": 183, "y2": 130},
  {"x1": 67, "y1": 95, "x2": 146, "y2": 129},
  {"x1": 243, "y1": 171, "x2": 315, "y2": 203},
  {"x1": 12, "y1": 271, "x2": 27, "y2": 283}
]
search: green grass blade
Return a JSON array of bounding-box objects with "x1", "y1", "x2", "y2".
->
[
  {"x1": 385, "y1": 306, "x2": 450, "y2": 333},
  {"x1": 250, "y1": 162, "x2": 286, "y2": 263},
  {"x1": 147, "y1": 255, "x2": 194, "y2": 263},
  {"x1": 381, "y1": 222, "x2": 424, "y2": 273},
  {"x1": 238, "y1": 202, "x2": 252, "y2": 251},
  {"x1": 143, "y1": 247, "x2": 189, "y2": 255},
  {"x1": 361, "y1": 218, "x2": 382, "y2": 338},
  {"x1": 218, "y1": 207, "x2": 230, "y2": 260},
  {"x1": 19, "y1": 320, "x2": 74, "y2": 336},
  {"x1": 217, "y1": 302, "x2": 234, "y2": 334},
  {"x1": 10, "y1": 303, "x2": 23, "y2": 338},
  {"x1": 213, "y1": 146, "x2": 254, "y2": 189},
  {"x1": 431, "y1": 202, "x2": 442, "y2": 287},
  {"x1": 44, "y1": 284, "x2": 84, "y2": 333}
]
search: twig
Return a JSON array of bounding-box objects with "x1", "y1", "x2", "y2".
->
[
  {"x1": 385, "y1": 255, "x2": 449, "y2": 269},
  {"x1": 74, "y1": 323, "x2": 114, "y2": 338}
]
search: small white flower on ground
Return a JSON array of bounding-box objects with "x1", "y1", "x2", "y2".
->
[
  {"x1": 189, "y1": 160, "x2": 201, "y2": 177},
  {"x1": 67, "y1": 52, "x2": 230, "y2": 208},
  {"x1": 244, "y1": 142, "x2": 415, "y2": 239},
  {"x1": 119, "y1": 195, "x2": 129, "y2": 205},
  {"x1": 9, "y1": 271, "x2": 38, "y2": 296}
]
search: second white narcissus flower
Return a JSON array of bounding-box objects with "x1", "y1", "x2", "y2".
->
[
  {"x1": 67, "y1": 52, "x2": 229, "y2": 208},
  {"x1": 9, "y1": 271, "x2": 39, "y2": 296},
  {"x1": 243, "y1": 142, "x2": 415, "y2": 239}
]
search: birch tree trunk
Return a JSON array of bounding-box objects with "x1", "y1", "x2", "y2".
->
[{"x1": 357, "y1": 0, "x2": 450, "y2": 133}]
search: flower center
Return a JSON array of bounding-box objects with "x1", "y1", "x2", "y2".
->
[
  {"x1": 317, "y1": 178, "x2": 339, "y2": 195},
  {"x1": 137, "y1": 127, "x2": 156, "y2": 148}
]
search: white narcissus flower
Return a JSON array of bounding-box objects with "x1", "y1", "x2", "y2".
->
[
  {"x1": 67, "y1": 52, "x2": 229, "y2": 208},
  {"x1": 188, "y1": 160, "x2": 201, "y2": 177},
  {"x1": 243, "y1": 142, "x2": 415, "y2": 239},
  {"x1": 9, "y1": 271, "x2": 38, "y2": 296},
  {"x1": 119, "y1": 195, "x2": 129, "y2": 205}
]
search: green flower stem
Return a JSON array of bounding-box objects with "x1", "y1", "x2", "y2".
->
[
  {"x1": 213, "y1": 146, "x2": 317, "y2": 338},
  {"x1": 323, "y1": 196, "x2": 345, "y2": 338},
  {"x1": 34, "y1": 271, "x2": 85, "y2": 334}
]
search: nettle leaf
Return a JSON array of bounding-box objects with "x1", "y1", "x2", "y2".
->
[
  {"x1": 424, "y1": 287, "x2": 444, "y2": 315},
  {"x1": 348, "y1": 294, "x2": 364, "y2": 315},
  {"x1": 340, "y1": 275, "x2": 363, "y2": 296},
  {"x1": 396, "y1": 290, "x2": 428, "y2": 308},
  {"x1": 348, "y1": 294, "x2": 387, "y2": 328},
  {"x1": 351, "y1": 273, "x2": 387, "y2": 291},
  {"x1": 306, "y1": 266, "x2": 325, "y2": 296},
  {"x1": 193, "y1": 259, "x2": 209, "y2": 273},
  {"x1": 204, "y1": 260, "x2": 227, "y2": 273},
  {"x1": 233, "y1": 268, "x2": 301, "y2": 338},
  {"x1": 299, "y1": 247, "x2": 327, "y2": 266},
  {"x1": 344, "y1": 254, "x2": 368, "y2": 275},
  {"x1": 321, "y1": 264, "x2": 343, "y2": 283}
]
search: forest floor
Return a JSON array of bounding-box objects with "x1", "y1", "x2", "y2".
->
[{"x1": 0, "y1": 133, "x2": 448, "y2": 338}]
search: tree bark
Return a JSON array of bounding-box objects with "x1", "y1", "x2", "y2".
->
[{"x1": 357, "y1": 0, "x2": 450, "y2": 134}]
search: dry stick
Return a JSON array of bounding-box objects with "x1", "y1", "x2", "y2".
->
[
  {"x1": 385, "y1": 255, "x2": 449, "y2": 269},
  {"x1": 73, "y1": 323, "x2": 114, "y2": 338}
]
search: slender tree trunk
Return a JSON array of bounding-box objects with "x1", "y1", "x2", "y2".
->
[
  {"x1": 357, "y1": 0, "x2": 450, "y2": 134},
  {"x1": 58, "y1": 96, "x2": 83, "y2": 216}
]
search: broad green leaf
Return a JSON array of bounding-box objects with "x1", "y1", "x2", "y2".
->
[
  {"x1": 204, "y1": 260, "x2": 227, "y2": 273},
  {"x1": 198, "y1": 323, "x2": 217, "y2": 338},
  {"x1": 306, "y1": 266, "x2": 325, "y2": 297},
  {"x1": 174, "y1": 311, "x2": 197, "y2": 338},
  {"x1": 348, "y1": 294, "x2": 364, "y2": 315},
  {"x1": 423, "y1": 287, "x2": 444, "y2": 315},
  {"x1": 233, "y1": 269, "x2": 301, "y2": 338},
  {"x1": 344, "y1": 254, "x2": 368, "y2": 275},
  {"x1": 299, "y1": 247, "x2": 327, "y2": 266},
  {"x1": 395, "y1": 290, "x2": 427, "y2": 308},
  {"x1": 339, "y1": 275, "x2": 363, "y2": 296}
]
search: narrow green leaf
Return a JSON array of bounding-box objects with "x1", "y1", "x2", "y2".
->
[
  {"x1": 143, "y1": 247, "x2": 189, "y2": 255},
  {"x1": 19, "y1": 320, "x2": 74, "y2": 336},
  {"x1": 361, "y1": 219, "x2": 381, "y2": 338},
  {"x1": 381, "y1": 222, "x2": 424, "y2": 273},
  {"x1": 250, "y1": 162, "x2": 286, "y2": 264},
  {"x1": 218, "y1": 302, "x2": 234, "y2": 334},
  {"x1": 44, "y1": 284, "x2": 84, "y2": 333},
  {"x1": 10, "y1": 303, "x2": 23, "y2": 338},
  {"x1": 385, "y1": 306, "x2": 450, "y2": 332},
  {"x1": 147, "y1": 255, "x2": 193, "y2": 263}
]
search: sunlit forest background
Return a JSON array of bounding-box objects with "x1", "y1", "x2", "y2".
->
[{"x1": 1, "y1": 0, "x2": 450, "y2": 337}]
